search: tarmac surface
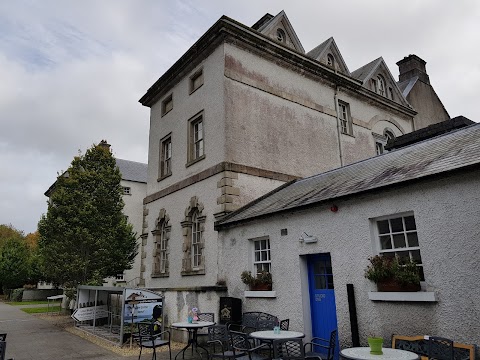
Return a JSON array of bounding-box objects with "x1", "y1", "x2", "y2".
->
[{"x1": 0, "y1": 301, "x2": 173, "y2": 360}]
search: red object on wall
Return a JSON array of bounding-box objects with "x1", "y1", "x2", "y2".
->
[{"x1": 330, "y1": 205, "x2": 338, "y2": 212}]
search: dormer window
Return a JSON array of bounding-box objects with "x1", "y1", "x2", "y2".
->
[
  {"x1": 377, "y1": 75, "x2": 386, "y2": 96},
  {"x1": 327, "y1": 54, "x2": 334, "y2": 67},
  {"x1": 276, "y1": 28, "x2": 286, "y2": 42}
]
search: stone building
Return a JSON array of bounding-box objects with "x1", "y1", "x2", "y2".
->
[{"x1": 138, "y1": 11, "x2": 450, "y2": 323}]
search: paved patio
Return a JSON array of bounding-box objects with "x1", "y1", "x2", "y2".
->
[{"x1": 0, "y1": 301, "x2": 172, "y2": 360}]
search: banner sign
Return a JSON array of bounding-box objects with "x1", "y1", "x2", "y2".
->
[{"x1": 72, "y1": 305, "x2": 108, "y2": 321}]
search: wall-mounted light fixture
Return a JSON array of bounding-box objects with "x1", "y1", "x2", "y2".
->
[{"x1": 299, "y1": 232, "x2": 318, "y2": 243}]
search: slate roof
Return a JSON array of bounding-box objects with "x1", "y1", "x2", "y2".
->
[
  {"x1": 397, "y1": 76, "x2": 418, "y2": 97},
  {"x1": 216, "y1": 122, "x2": 480, "y2": 229},
  {"x1": 116, "y1": 159, "x2": 147, "y2": 183},
  {"x1": 306, "y1": 37, "x2": 332, "y2": 59},
  {"x1": 351, "y1": 57, "x2": 382, "y2": 83},
  {"x1": 385, "y1": 116, "x2": 475, "y2": 151}
]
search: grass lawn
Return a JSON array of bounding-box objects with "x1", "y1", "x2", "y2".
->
[
  {"x1": 21, "y1": 306, "x2": 62, "y2": 314},
  {"x1": 8, "y1": 300, "x2": 50, "y2": 306}
]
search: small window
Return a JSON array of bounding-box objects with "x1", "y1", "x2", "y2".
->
[
  {"x1": 159, "y1": 135, "x2": 172, "y2": 179},
  {"x1": 123, "y1": 187, "x2": 131, "y2": 195},
  {"x1": 276, "y1": 28, "x2": 286, "y2": 42},
  {"x1": 338, "y1": 100, "x2": 353, "y2": 136},
  {"x1": 327, "y1": 54, "x2": 334, "y2": 67},
  {"x1": 115, "y1": 274, "x2": 125, "y2": 280},
  {"x1": 375, "y1": 141, "x2": 385, "y2": 155},
  {"x1": 191, "y1": 210, "x2": 202, "y2": 269},
  {"x1": 377, "y1": 75, "x2": 386, "y2": 96},
  {"x1": 374, "y1": 214, "x2": 424, "y2": 281},
  {"x1": 388, "y1": 87, "x2": 394, "y2": 100},
  {"x1": 384, "y1": 130, "x2": 395, "y2": 144},
  {"x1": 190, "y1": 69, "x2": 204, "y2": 94},
  {"x1": 188, "y1": 113, "x2": 205, "y2": 164},
  {"x1": 161, "y1": 94, "x2": 173, "y2": 116},
  {"x1": 252, "y1": 237, "x2": 271, "y2": 274}
]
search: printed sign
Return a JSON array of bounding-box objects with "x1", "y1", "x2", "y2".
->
[
  {"x1": 124, "y1": 301, "x2": 163, "y2": 323},
  {"x1": 72, "y1": 305, "x2": 108, "y2": 321}
]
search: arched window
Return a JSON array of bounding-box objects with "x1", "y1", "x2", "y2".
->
[
  {"x1": 181, "y1": 196, "x2": 206, "y2": 275},
  {"x1": 384, "y1": 129, "x2": 395, "y2": 143},
  {"x1": 191, "y1": 210, "x2": 202, "y2": 268},
  {"x1": 276, "y1": 28, "x2": 286, "y2": 42},
  {"x1": 377, "y1": 75, "x2": 386, "y2": 96},
  {"x1": 152, "y1": 209, "x2": 170, "y2": 276},
  {"x1": 327, "y1": 54, "x2": 335, "y2": 67}
]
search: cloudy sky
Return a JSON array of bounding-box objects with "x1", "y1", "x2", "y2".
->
[{"x1": 1, "y1": 0, "x2": 478, "y2": 234}]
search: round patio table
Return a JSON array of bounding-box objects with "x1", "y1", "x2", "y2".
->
[
  {"x1": 249, "y1": 330, "x2": 305, "y2": 340},
  {"x1": 340, "y1": 347, "x2": 419, "y2": 360},
  {"x1": 171, "y1": 321, "x2": 215, "y2": 360}
]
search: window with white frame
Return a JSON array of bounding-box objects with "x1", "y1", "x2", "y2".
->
[
  {"x1": 338, "y1": 100, "x2": 353, "y2": 135},
  {"x1": 188, "y1": 113, "x2": 205, "y2": 163},
  {"x1": 123, "y1": 187, "x2": 131, "y2": 195},
  {"x1": 191, "y1": 210, "x2": 202, "y2": 269},
  {"x1": 375, "y1": 214, "x2": 424, "y2": 280},
  {"x1": 159, "y1": 135, "x2": 172, "y2": 179},
  {"x1": 252, "y1": 237, "x2": 271, "y2": 274},
  {"x1": 327, "y1": 54, "x2": 334, "y2": 67}
]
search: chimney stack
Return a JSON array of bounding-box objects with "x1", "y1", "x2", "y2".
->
[{"x1": 397, "y1": 54, "x2": 430, "y2": 84}]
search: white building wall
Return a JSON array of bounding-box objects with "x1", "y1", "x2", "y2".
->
[
  {"x1": 223, "y1": 43, "x2": 414, "y2": 176},
  {"x1": 147, "y1": 45, "x2": 226, "y2": 196},
  {"x1": 218, "y1": 170, "x2": 480, "y2": 346},
  {"x1": 121, "y1": 179, "x2": 146, "y2": 285}
]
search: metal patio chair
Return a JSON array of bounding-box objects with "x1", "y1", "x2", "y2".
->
[
  {"x1": 229, "y1": 330, "x2": 269, "y2": 360},
  {"x1": 304, "y1": 329, "x2": 337, "y2": 360},
  {"x1": 136, "y1": 321, "x2": 171, "y2": 360},
  {"x1": 207, "y1": 325, "x2": 245, "y2": 360},
  {"x1": 428, "y1": 336, "x2": 454, "y2": 360}
]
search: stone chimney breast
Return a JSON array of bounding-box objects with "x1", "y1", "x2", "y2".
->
[{"x1": 397, "y1": 54, "x2": 430, "y2": 84}]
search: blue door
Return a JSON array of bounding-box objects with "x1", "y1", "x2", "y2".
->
[{"x1": 307, "y1": 253, "x2": 339, "y2": 359}]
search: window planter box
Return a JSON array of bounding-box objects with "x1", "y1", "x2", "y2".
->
[{"x1": 377, "y1": 280, "x2": 421, "y2": 292}]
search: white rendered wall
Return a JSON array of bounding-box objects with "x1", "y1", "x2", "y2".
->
[
  {"x1": 218, "y1": 170, "x2": 480, "y2": 347},
  {"x1": 147, "y1": 45, "x2": 226, "y2": 196},
  {"x1": 223, "y1": 43, "x2": 414, "y2": 176}
]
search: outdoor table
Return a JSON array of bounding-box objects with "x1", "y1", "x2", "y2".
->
[
  {"x1": 249, "y1": 330, "x2": 305, "y2": 340},
  {"x1": 171, "y1": 321, "x2": 215, "y2": 359},
  {"x1": 340, "y1": 347, "x2": 419, "y2": 360}
]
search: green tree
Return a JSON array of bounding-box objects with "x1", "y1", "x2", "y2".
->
[
  {"x1": 38, "y1": 142, "x2": 138, "y2": 288},
  {"x1": 0, "y1": 237, "x2": 30, "y2": 291}
]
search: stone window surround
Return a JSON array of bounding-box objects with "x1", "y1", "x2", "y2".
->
[
  {"x1": 337, "y1": 100, "x2": 353, "y2": 136},
  {"x1": 161, "y1": 93, "x2": 173, "y2": 117},
  {"x1": 158, "y1": 133, "x2": 172, "y2": 181},
  {"x1": 186, "y1": 111, "x2": 205, "y2": 167},
  {"x1": 151, "y1": 208, "x2": 171, "y2": 278},
  {"x1": 181, "y1": 196, "x2": 206, "y2": 276},
  {"x1": 189, "y1": 68, "x2": 204, "y2": 94}
]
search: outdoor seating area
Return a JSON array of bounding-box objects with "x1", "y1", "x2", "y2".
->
[{"x1": 391, "y1": 335, "x2": 477, "y2": 360}]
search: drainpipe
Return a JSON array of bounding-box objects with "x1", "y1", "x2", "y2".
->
[{"x1": 334, "y1": 86, "x2": 344, "y2": 167}]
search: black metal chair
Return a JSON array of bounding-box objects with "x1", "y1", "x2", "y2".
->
[
  {"x1": 304, "y1": 329, "x2": 337, "y2": 360},
  {"x1": 136, "y1": 321, "x2": 171, "y2": 360},
  {"x1": 428, "y1": 336, "x2": 454, "y2": 360},
  {"x1": 0, "y1": 340, "x2": 14, "y2": 360},
  {"x1": 229, "y1": 330, "x2": 269, "y2": 360},
  {"x1": 207, "y1": 325, "x2": 245, "y2": 360},
  {"x1": 197, "y1": 313, "x2": 215, "y2": 343},
  {"x1": 280, "y1": 319, "x2": 290, "y2": 331},
  {"x1": 273, "y1": 338, "x2": 319, "y2": 360}
]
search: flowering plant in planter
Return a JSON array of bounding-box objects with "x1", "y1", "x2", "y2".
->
[
  {"x1": 364, "y1": 255, "x2": 420, "y2": 291},
  {"x1": 241, "y1": 270, "x2": 273, "y2": 291}
]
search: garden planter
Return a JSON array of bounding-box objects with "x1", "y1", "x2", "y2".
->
[
  {"x1": 368, "y1": 337, "x2": 383, "y2": 355},
  {"x1": 250, "y1": 283, "x2": 272, "y2": 291},
  {"x1": 377, "y1": 279, "x2": 420, "y2": 292}
]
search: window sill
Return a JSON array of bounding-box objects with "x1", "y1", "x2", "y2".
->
[
  {"x1": 244, "y1": 291, "x2": 276, "y2": 298},
  {"x1": 151, "y1": 273, "x2": 169, "y2": 278},
  {"x1": 186, "y1": 155, "x2": 205, "y2": 168},
  {"x1": 157, "y1": 173, "x2": 172, "y2": 182},
  {"x1": 368, "y1": 291, "x2": 436, "y2": 302}
]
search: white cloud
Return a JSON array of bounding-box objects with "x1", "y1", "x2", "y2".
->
[{"x1": 0, "y1": 0, "x2": 478, "y2": 232}]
